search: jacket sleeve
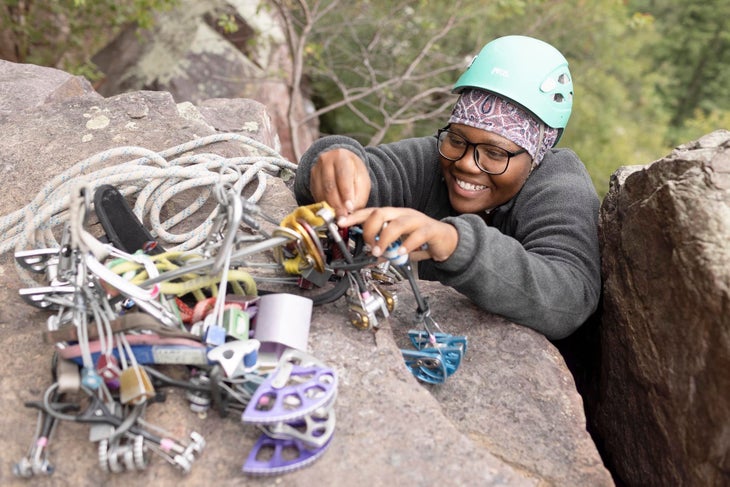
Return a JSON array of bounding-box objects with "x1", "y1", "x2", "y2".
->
[
  {"x1": 420, "y1": 149, "x2": 601, "y2": 340},
  {"x1": 294, "y1": 135, "x2": 444, "y2": 211}
]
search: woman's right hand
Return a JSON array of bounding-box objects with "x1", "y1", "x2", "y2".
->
[{"x1": 310, "y1": 148, "x2": 371, "y2": 217}]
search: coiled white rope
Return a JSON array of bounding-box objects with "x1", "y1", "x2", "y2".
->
[{"x1": 0, "y1": 132, "x2": 297, "y2": 284}]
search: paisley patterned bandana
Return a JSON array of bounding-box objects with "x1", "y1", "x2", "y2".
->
[{"x1": 448, "y1": 89, "x2": 558, "y2": 166}]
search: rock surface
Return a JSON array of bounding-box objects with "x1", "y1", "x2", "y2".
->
[
  {"x1": 594, "y1": 130, "x2": 730, "y2": 486},
  {"x1": 91, "y1": 0, "x2": 317, "y2": 162},
  {"x1": 0, "y1": 61, "x2": 612, "y2": 486}
]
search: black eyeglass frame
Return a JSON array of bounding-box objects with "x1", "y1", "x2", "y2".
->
[{"x1": 435, "y1": 126, "x2": 527, "y2": 175}]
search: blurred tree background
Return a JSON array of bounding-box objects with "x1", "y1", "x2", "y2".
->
[
  {"x1": 1, "y1": 0, "x2": 728, "y2": 196},
  {"x1": 0, "y1": 0, "x2": 178, "y2": 80}
]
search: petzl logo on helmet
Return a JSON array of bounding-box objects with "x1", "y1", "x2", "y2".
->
[{"x1": 491, "y1": 67, "x2": 509, "y2": 77}]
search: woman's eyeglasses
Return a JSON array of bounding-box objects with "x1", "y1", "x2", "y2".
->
[{"x1": 436, "y1": 128, "x2": 526, "y2": 175}]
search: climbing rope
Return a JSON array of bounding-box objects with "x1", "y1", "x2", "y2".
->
[{"x1": 0, "y1": 132, "x2": 297, "y2": 285}]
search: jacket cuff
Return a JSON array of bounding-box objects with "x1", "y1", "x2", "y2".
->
[{"x1": 433, "y1": 215, "x2": 479, "y2": 274}]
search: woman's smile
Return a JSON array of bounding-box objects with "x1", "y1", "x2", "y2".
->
[{"x1": 454, "y1": 177, "x2": 488, "y2": 192}]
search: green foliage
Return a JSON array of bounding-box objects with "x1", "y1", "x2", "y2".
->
[
  {"x1": 217, "y1": 13, "x2": 239, "y2": 34},
  {"x1": 301, "y1": 0, "x2": 534, "y2": 138},
  {"x1": 0, "y1": 0, "x2": 177, "y2": 75},
  {"x1": 627, "y1": 0, "x2": 730, "y2": 140},
  {"x1": 298, "y1": 0, "x2": 683, "y2": 195},
  {"x1": 669, "y1": 109, "x2": 730, "y2": 146},
  {"x1": 520, "y1": 0, "x2": 674, "y2": 194}
]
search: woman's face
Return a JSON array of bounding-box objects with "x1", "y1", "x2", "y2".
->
[{"x1": 439, "y1": 123, "x2": 533, "y2": 214}]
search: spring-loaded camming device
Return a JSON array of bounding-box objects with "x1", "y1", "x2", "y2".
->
[{"x1": 380, "y1": 239, "x2": 468, "y2": 384}]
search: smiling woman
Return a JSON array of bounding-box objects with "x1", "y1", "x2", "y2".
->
[
  {"x1": 436, "y1": 121, "x2": 534, "y2": 215},
  {"x1": 294, "y1": 35, "x2": 601, "y2": 340}
]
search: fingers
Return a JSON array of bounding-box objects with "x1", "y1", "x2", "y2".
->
[
  {"x1": 337, "y1": 208, "x2": 457, "y2": 262},
  {"x1": 311, "y1": 156, "x2": 345, "y2": 213},
  {"x1": 336, "y1": 207, "x2": 391, "y2": 256},
  {"x1": 310, "y1": 149, "x2": 370, "y2": 217},
  {"x1": 336, "y1": 207, "x2": 375, "y2": 228},
  {"x1": 406, "y1": 249, "x2": 431, "y2": 263},
  {"x1": 403, "y1": 222, "x2": 458, "y2": 262},
  {"x1": 348, "y1": 165, "x2": 371, "y2": 211}
]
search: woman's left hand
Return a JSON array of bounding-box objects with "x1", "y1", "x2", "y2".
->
[{"x1": 337, "y1": 207, "x2": 458, "y2": 262}]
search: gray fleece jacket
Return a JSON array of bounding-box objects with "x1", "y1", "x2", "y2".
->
[{"x1": 294, "y1": 135, "x2": 601, "y2": 339}]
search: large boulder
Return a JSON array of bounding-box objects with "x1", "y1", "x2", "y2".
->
[
  {"x1": 0, "y1": 61, "x2": 611, "y2": 486},
  {"x1": 594, "y1": 130, "x2": 730, "y2": 486}
]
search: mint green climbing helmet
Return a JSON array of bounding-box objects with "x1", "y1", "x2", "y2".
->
[{"x1": 453, "y1": 35, "x2": 573, "y2": 141}]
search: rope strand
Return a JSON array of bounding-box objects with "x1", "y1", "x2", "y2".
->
[{"x1": 0, "y1": 133, "x2": 296, "y2": 286}]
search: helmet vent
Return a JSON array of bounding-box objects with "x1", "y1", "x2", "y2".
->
[
  {"x1": 558, "y1": 73, "x2": 570, "y2": 84},
  {"x1": 553, "y1": 93, "x2": 565, "y2": 103}
]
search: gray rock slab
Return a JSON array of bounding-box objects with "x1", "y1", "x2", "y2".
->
[
  {"x1": 401, "y1": 290, "x2": 611, "y2": 486},
  {"x1": 0, "y1": 60, "x2": 101, "y2": 121}
]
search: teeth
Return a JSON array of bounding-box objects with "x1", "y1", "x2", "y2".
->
[{"x1": 455, "y1": 178, "x2": 486, "y2": 191}]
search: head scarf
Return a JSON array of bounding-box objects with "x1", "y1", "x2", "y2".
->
[{"x1": 448, "y1": 89, "x2": 558, "y2": 166}]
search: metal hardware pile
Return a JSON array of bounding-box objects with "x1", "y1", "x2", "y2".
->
[{"x1": 5, "y1": 136, "x2": 467, "y2": 479}]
